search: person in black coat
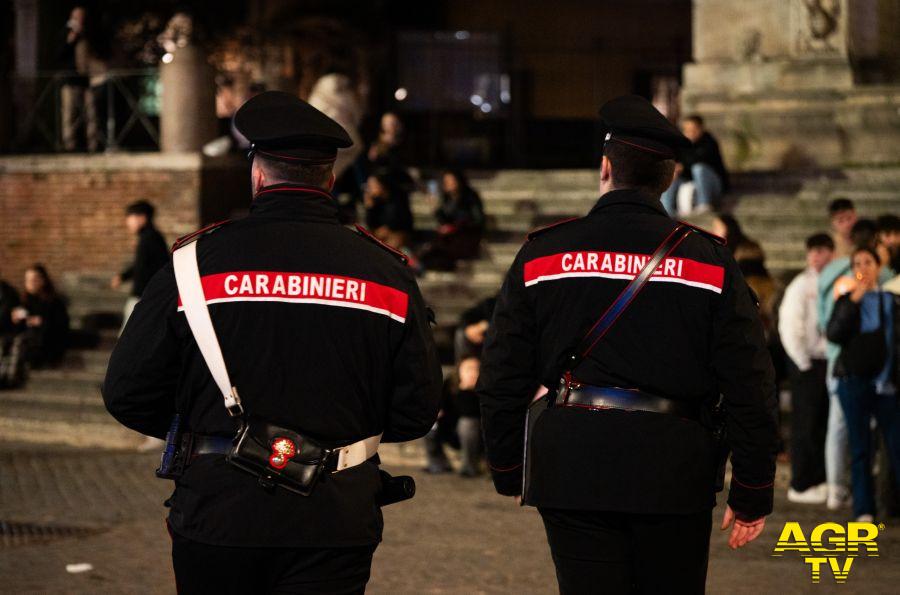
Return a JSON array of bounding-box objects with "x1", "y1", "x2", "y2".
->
[
  {"x1": 660, "y1": 114, "x2": 729, "y2": 216},
  {"x1": 825, "y1": 246, "x2": 900, "y2": 521},
  {"x1": 362, "y1": 170, "x2": 414, "y2": 252},
  {"x1": 420, "y1": 170, "x2": 486, "y2": 271},
  {"x1": 0, "y1": 276, "x2": 20, "y2": 338},
  {"x1": 478, "y1": 96, "x2": 777, "y2": 594},
  {"x1": 103, "y1": 92, "x2": 441, "y2": 594},
  {"x1": 12, "y1": 265, "x2": 69, "y2": 369},
  {"x1": 111, "y1": 200, "x2": 169, "y2": 329}
]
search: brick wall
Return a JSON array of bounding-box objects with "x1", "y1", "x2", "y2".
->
[{"x1": 0, "y1": 153, "x2": 210, "y2": 294}]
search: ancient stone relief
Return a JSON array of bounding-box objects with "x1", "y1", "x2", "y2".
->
[{"x1": 794, "y1": 0, "x2": 844, "y2": 54}]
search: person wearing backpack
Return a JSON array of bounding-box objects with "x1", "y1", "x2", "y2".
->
[{"x1": 826, "y1": 246, "x2": 900, "y2": 522}]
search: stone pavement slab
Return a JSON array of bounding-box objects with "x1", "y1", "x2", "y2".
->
[{"x1": 1, "y1": 444, "x2": 898, "y2": 594}]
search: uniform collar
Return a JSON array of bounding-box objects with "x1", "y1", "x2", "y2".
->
[
  {"x1": 249, "y1": 183, "x2": 339, "y2": 223},
  {"x1": 588, "y1": 188, "x2": 669, "y2": 217}
]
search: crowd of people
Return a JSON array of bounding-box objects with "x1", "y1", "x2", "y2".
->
[
  {"x1": 7, "y1": 86, "x2": 900, "y2": 518},
  {"x1": 340, "y1": 113, "x2": 486, "y2": 273},
  {"x1": 774, "y1": 199, "x2": 900, "y2": 522}
]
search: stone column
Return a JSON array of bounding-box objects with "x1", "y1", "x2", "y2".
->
[{"x1": 160, "y1": 45, "x2": 218, "y2": 153}]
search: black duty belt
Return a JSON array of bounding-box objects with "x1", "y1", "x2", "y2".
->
[
  {"x1": 559, "y1": 384, "x2": 700, "y2": 421},
  {"x1": 189, "y1": 435, "x2": 233, "y2": 460},
  {"x1": 187, "y1": 434, "x2": 346, "y2": 472}
]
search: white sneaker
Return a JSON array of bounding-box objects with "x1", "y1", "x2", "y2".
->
[
  {"x1": 856, "y1": 514, "x2": 874, "y2": 523},
  {"x1": 788, "y1": 483, "x2": 827, "y2": 504},
  {"x1": 827, "y1": 484, "x2": 850, "y2": 510}
]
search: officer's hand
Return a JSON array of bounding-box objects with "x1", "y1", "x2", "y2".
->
[
  {"x1": 110, "y1": 275, "x2": 122, "y2": 290},
  {"x1": 721, "y1": 505, "x2": 765, "y2": 550}
]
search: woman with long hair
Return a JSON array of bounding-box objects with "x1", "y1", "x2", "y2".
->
[
  {"x1": 420, "y1": 169, "x2": 486, "y2": 271},
  {"x1": 827, "y1": 247, "x2": 900, "y2": 521},
  {"x1": 11, "y1": 264, "x2": 70, "y2": 368}
]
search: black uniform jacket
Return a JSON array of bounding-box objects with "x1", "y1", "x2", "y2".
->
[
  {"x1": 121, "y1": 224, "x2": 169, "y2": 298},
  {"x1": 477, "y1": 189, "x2": 777, "y2": 520},
  {"x1": 103, "y1": 185, "x2": 442, "y2": 547}
]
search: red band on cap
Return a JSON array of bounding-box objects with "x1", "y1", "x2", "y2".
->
[
  {"x1": 256, "y1": 149, "x2": 336, "y2": 165},
  {"x1": 607, "y1": 135, "x2": 672, "y2": 157}
]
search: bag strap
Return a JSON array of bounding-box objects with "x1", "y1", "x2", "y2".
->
[
  {"x1": 567, "y1": 224, "x2": 695, "y2": 372},
  {"x1": 173, "y1": 240, "x2": 244, "y2": 417}
]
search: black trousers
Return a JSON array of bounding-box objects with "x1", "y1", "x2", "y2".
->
[
  {"x1": 539, "y1": 508, "x2": 712, "y2": 595},
  {"x1": 788, "y1": 359, "x2": 829, "y2": 491},
  {"x1": 171, "y1": 532, "x2": 377, "y2": 595}
]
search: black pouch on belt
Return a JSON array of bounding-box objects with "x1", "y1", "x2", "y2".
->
[{"x1": 227, "y1": 416, "x2": 333, "y2": 496}]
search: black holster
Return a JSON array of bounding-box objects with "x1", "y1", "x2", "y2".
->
[
  {"x1": 156, "y1": 414, "x2": 191, "y2": 480},
  {"x1": 227, "y1": 416, "x2": 334, "y2": 496},
  {"x1": 377, "y1": 470, "x2": 416, "y2": 507}
]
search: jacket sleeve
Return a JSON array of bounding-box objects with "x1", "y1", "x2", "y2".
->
[
  {"x1": 711, "y1": 255, "x2": 778, "y2": 520},
  {"x1": 777, "y1": 276, "x2": 812, "y2": 371},
  {"x1": 477, "y1": 250, "x2": 539, "y2": 496},
  {"x1": 826, "y1": 295, "x2": 861, "y2": 346},
  {"x1": 102, "y1": 262, "x2": 180, "y2": 438},
  {"x1": 382, "y1": 276, "x2": 442, "y2": 443}
]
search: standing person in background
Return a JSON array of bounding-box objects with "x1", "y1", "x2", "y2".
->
[
  {"x1": 57, "y1": 5, "x2": 108, "y2": 152},
  {"x1": 829, "y1": 199, "x2": 858, "y2": 258},
  {"x1": 111, "y1": 200, "x2": 169, "y2": 330},
  {"x1": 110, "y1": 200, "x2": 169, "y2": 452},
  {"x1": 12, "y1": 265, "x2": 69, "y2": 369},
  {"x1": 660, "y1": 114, "x2": 729, "y2": 216},
  {"x1": 779, "y1": 234, "x2": 835, "y2": 504},
  {"x1": 877, "y1": 214, "x2": 900, "y2": 275},
  {"x1": 827, "y1": 247, "x2": 900, "y2": 522}
]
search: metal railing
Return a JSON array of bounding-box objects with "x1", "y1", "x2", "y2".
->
[{"x1": 10, "y1": 68, "x2": 160, "y2": 153}]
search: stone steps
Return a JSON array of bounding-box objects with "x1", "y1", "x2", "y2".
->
[{"x1": 2, "y1": 166, "x2": 895, "y2": 452}]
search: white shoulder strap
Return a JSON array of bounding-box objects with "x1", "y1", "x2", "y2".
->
[{"x1": 173, "y1": 240, "x2": 243, "y2": 416}]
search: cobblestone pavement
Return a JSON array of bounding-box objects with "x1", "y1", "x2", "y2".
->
[{"x1": 1, "y1": 442, "x2": 898, "y2": 594}]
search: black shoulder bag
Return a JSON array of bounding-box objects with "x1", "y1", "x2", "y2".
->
[{"x1": 522, "y1": 225, "x2": 697, "y2": 504}]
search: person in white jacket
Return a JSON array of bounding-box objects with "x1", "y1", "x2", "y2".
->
[{"x1": 779, "y1": 233, "x2": 835, "y2": 503}]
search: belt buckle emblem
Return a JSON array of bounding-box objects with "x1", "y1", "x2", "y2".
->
[{"x1": 268, "y1": 437, "x2": 298, "y2": 470}]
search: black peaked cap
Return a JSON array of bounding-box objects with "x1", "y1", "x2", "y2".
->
[
  {"x1": 599, "y1": 95, "x2": 691, "y2": 159},
  {"x1": 234, "y1": 91, "x2": 353, "y2": 163}
]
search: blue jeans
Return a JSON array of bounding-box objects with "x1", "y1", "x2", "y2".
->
[
  {"x1": 836, "y1": 376, "x2": 900, "y2": 517},
  {"x1": 660, "y1": 163, "x2": 723, "y2": 216}
]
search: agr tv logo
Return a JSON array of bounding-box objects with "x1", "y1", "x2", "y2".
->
[{"x1": 772, "y1": 521, "x2": 882, "y2": 584}]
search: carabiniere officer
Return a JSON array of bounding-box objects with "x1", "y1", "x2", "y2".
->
[
  {"x1": 103, "y1": 91, "x2": 442, "y2": 594},
  {"x1": 477, "y1": 95, "x2": 779, "y2": 594}
]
